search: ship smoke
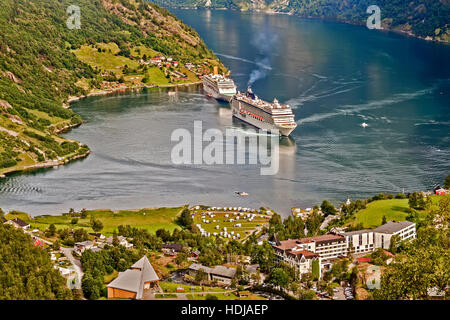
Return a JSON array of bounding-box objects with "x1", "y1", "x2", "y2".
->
[{"x1": 248, "y1": 30, "x2": 278, "y2": 87}]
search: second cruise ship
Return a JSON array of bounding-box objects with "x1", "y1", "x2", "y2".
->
[
  {"x1": 231, "y1": 88, "x2": 297, "y2": 137},
  {"x1": 202, "y1": 68, "x2": 237, "y2": 102}
]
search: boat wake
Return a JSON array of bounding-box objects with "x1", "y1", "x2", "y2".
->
[
  {"x1": 297, "y1": 86, "x2": 435, "y2": 125},
  {"x1": 215, "y1": 53, "x2": 272, "y2": 70}
]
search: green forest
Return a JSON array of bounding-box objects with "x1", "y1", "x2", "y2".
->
[
  {"x1": 0, "y1": 223, "x2": 72, "y2": 300},
  {"x1": 0, "y1": 0, "x2": 222, "y2": 175},
  {"x1": 151, "y1": 0, "x2": 450, "y2": 42}
]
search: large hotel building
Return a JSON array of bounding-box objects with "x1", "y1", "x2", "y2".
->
[{"x1": 272, "y1": 220, "x2": 416, "y2": 277}]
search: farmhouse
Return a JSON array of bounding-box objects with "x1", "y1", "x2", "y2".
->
[
  {"x1": 4, "y1": 217, "x2": 30, "y2": 230},
  {"x1": 105, "y1": 235, "x2": 133, "y2": 248},
  {"x1": 107, "y1": 255, "x2": 160, "y2": 299}
]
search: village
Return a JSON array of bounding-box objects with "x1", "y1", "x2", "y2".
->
[
  {"x1": 72, "y1": 42, "x2": 218, "y2": 93},
  {"x1": 1, "y1": 184, "x2": 449, "y2": 301}
]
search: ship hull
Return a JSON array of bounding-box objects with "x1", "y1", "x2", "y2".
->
[
  {"x1": 231, "y1": 100, "x2": 297, "y2": 137},
  {"x1": 202, "y1": 79, "x2": 234, "y2": 102}
]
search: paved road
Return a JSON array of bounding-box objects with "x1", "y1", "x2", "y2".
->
[
  {"x1": 26, "y1": 232, "x2": 53, "y2": 246},
  {"x1": 61, "y1": 247, "x2": 84, "y2": 289}
]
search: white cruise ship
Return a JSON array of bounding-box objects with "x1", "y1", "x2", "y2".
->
[
  {"x1": 231, "y1": 88, "x2": 297, "y2": 137},
  {"x1": 202, "y1": 73, "x2": 237, "y2": 102}
]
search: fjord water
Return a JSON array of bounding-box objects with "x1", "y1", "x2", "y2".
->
[{"x1": 1, "y1": 10, "x2": 449, "y2": 216}]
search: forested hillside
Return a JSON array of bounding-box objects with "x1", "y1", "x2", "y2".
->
[
  {"x1": 0, "y1": 224, "x2": 72, "y2": 299},
  {"x1": 152, "y1": 0, "x2": 450, "y2": 42},
  {"x1": 0, "y1": 0, "x2": 223, "y2": 176}
]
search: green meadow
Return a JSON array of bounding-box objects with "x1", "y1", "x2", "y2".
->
[
  {"x1": 30, "y1": 207, "x2": 183, "y2": 235},
  {"x1": 348, "y1": 196, "x2": 438, "y2": 228}
]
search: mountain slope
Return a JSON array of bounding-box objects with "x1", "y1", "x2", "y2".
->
[
  {"x1": 151, "y1": 0, "x2": 450, "y2": 42},
  {"x1": 0, "y1": 0, "x2": 224, "y2": 176}
]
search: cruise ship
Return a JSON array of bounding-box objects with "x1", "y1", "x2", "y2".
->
[
  {"x1": 231, "y1": 88, "x2": 297, "y2": 137},
  {"x1": 202, "y1": 70, "x2": 237, "y2": 102}
]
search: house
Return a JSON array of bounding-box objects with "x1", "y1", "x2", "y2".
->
[
  {"x1": 107, "y1": 255, "x2": 159, "y2": 299},
  {"x1": 74, "y1": 241, "x2": 94, "y2": 254},
  {"x1": 150, "y1": 56, "x2": 164, "y2": 64},
  {"x1": 162, "y1": 243, "x2": 183, "y2": 255},
  {"x1": 89, "y1": 233, "x2": 106, "y2": 240},
  {"x1": 191, "y1": 250, "x2": 200, "y2": 258},
  {"x1": 434, "y1": 187, "x2": 448, "y2": 195},
  {"x1": 187, "y1": 263, "x2": 237, "y2": 285},
  {"x1": 5, "y1": 218, "x2": 30, "y2": 230},
  {"x1": 54, "y1": 266, "x2": 74, "y2": 278},
  {"x1": 105, "y1": 235, "x2": 133, "y2": 248},
  {"x1": 373, "y1": 220, "x2": 416, "y2": 249}
]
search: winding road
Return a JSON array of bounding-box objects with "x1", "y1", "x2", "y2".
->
[{"x1": 61, "y1": 247, "x2": 84, "y2": 289}]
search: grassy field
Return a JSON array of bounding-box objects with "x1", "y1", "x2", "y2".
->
[
  {"x1": 186, "y1": 292, "x2": 266, "y2": 300},
  {"x1": 192, "y1": 208, "x2": 271, "y2": 241},
  {"x1": 31, "y1": 207, "x2": 183, "y2": 235},
  {"x1": 159, "y1": 282, "x2": 228, "y2": 294},
  {"x1": 73, "y1": 42, "x2": 201, "y2": 87},
  {"x1": 349, "y1": 197, "x2": 434, "y2": 228},
  {"x1": 73, "y1": 43, "x2": 139, "y2": 75},
  {"x1": 4, "y1": 211, "x2": 32, "y2": 223},
  {"x1": 155, "y1": 294, "x2": 177, "y2": 299}
]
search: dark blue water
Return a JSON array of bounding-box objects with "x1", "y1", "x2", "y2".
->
[{"x1": 0, "y1": 9, "x2": 449, "y2": 216}]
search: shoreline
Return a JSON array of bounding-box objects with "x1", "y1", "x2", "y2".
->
[
  {"x1": 170, "y1": 7, "x2": 450, "y2": 45},
  {"x1": 0, "y1": 80, "x2": 203, "y2": 179},
  {"x1": 0, "y1": 149, "x2": 91, "y2": 178},
  {"x1": 65, "y1": 81, "x2": 203, "y2": 107}
]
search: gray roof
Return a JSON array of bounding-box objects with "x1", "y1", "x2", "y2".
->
[
  {"x1": 10, "y1": 218, "x2": 30, "y2": 227},
  {"x1": 246, "y1": 264, "x2": 259, "y2": 274},
  {"x1": 343, "y1": 229, "x2": 373, "y2": 236},
  {"x1": 75, "y1": 241, "x2": 93, "y2": 247},
  {"x1": 106, "y1": 235, "x2": 128, "y2": 244},
  {"x1": 132, "y1": 256, "x2": 160, "y2": 282},
  {"x1": 188, "y1": 263, "x2": 212, "y2": 273},
  {"x1": 374, "y1": 220, "x2": 415, "y2": 234},
  {"x1": 188, "y1": 263, "x2": 236, "y2": 279},
  {"x1": 210, "y1": 266, "x2": 236, "y2": 279},
  {"x1": 107, "y1": 255, "x2": 159, "y2": 299}
]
